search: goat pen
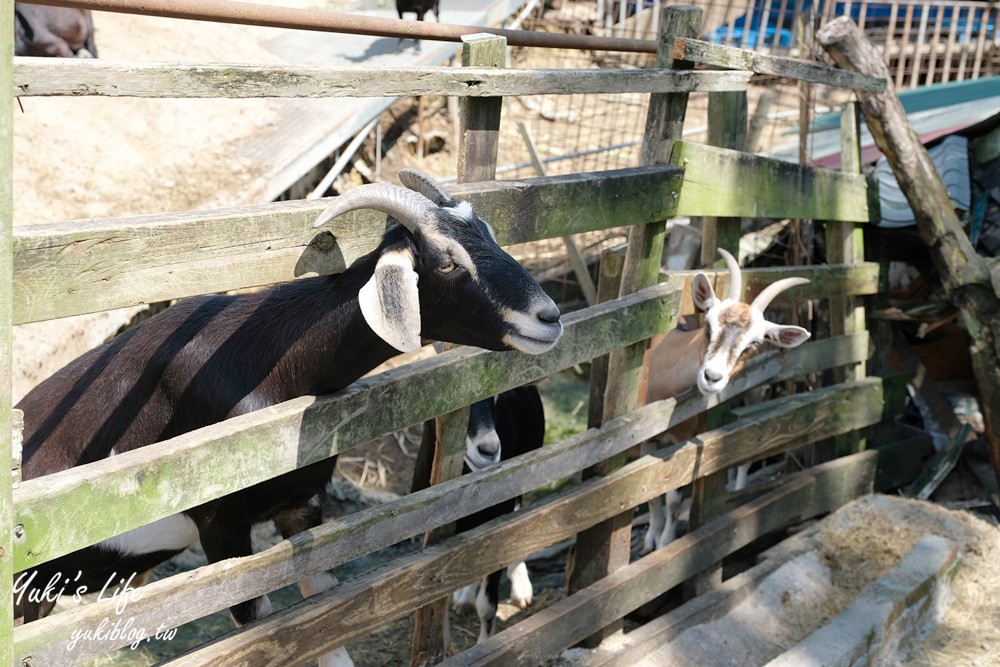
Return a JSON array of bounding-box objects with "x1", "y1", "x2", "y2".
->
[{"x1": 1, "y1": 2, "x2": 897, "y2": 665}]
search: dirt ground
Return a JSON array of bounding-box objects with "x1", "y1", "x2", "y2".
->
[{"x1": 13, "y1": 3, "x2": 1000, "y2": 667}]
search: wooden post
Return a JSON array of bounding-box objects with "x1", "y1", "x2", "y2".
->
[
  {"x1": 568, "y1": 5, "x2": 700, "y2": 648},
  {"x1": 410, "y1": 33, "x2": 506, "y2": 666},
  {"x1": 0, "y1": 0, "x2": 15, "y2": 661},
  {"x1": 686, "y1": 88, "x2": 747, "y2": 597},
  {"x1": 826, "y1": 102, "x2": 868, "y2": 458},
  {"x1": 818, "y1": 17, "x2": 1000, "y2": 497},
  {"x1": 456, "y1": 34, "x2": 505, "y2": 183}
]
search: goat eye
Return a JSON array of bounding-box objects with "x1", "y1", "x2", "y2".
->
[{"x1": 437, "y1": 261, "x2": 457, "y2": 274}]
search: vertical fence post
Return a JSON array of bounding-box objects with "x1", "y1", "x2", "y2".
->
[
  {"x1": 685, "y1": 88, "x2": 748, "y2": 598},
  {"x1": 567, "y1": 5, "x2": 700, "y2": 649},
  {"x1": 0, "y1": 0, "x2": 15, "y2": 662},
  {"x1": 409, "y1": 33, "x2": 506, "y2": 667},
  {"x1": 828, "y1": 101, "x2": 868, "y2": 457}
]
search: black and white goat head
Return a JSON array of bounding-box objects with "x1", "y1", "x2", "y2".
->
[
  {"x1": 641, "y1": 249, "x2": 811, "y2": 553},
  {"x1": 15, "y1": 169, "x2": 561, "y2": 667},
  {"x1": 412, "y1": 385, "x2": 545, "y2": 644}
]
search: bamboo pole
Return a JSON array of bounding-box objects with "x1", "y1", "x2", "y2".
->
[{"x1": 23, "y1": 0, "x2": 656, "y2": 53}]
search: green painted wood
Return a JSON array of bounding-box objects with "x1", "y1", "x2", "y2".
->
[
  {"x1": 670, "y1": 141, "x2": 872, "y2": 222},
  {"x1": 671, "y1": 37, "x2": 886, "y2": 93},
  {"x1": 0, "y1": 0, "x2": 15, "y2": 660},
  {"x1": 11, "y1": 167, "x2": 683, "y2": 325},
  {"x1": 12, "y1": 59, "x2": 751, "y2": 98},
  {"x1": 12, "y1": 283, "x2": 680, "y2": 572}
]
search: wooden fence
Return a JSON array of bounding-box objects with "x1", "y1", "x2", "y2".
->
[{"x1": 1, "y1": 3, "x2": 893, "y2": 665}]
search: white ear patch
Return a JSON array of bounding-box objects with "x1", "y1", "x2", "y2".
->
[{"x1": 359, "y1": 250, "x2": 422, "y2": 352}]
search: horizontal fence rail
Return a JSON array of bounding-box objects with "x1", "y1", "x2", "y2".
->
[
  {"x1": 12, "y1": 60, "x2": 751, "y2": 98},
  {"x1": 448, "y1": 451, "x2": 882, "y2": 667},
  {"x1": 671, "y1": 38, "x2": 888, "y2": 92},
  {"x1": 12, "y1": 167, "x2": 684, "y2": 324},
  {"x1": 670, "y1": 142, "x2": 875, "y2": 222},
  {"x1": 12, "y1": 159, "x2": 876, "y2": 326},
  {"x1": 157, "y1": 378, "x2": 886, "y2": 666},
  {"x1": 13, "y1": 283, "x2": 680, "y2": 572},
  {"x1": 14, "y1": 329, "x2": 872, "y2": 663}
]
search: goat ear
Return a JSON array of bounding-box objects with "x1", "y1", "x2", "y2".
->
[
  {"x1": 763, "y1": 323, "x2": 811, "y2": 348},
  {"x1": 359, "y1": 249, "x2": 422, "y2": 353},
  {"x1": 692, "y1": 273, "x2": 719, "y2": 311}
]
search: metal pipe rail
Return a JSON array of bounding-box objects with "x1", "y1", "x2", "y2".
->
[{"x1": 24, "y1": 0, "x2": 660, "y2": 53}]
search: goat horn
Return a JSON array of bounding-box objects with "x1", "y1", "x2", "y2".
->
[
  {"x1": 312, "y1": 183, "x2": 436, "y2": 231},
  {"x1": 750, "y1": 277, "x2": 811, "y2": 312},
  {"x1": 397, "y1": 168, "x2": 454, "y2": 207},
  {"x1": 718, "y1": 247, "x2": 742, "y2": 302}
]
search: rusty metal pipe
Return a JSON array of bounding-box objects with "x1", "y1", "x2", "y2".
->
[{"x1": 24, "y1": 0, "x2": 659, "y2": 53}]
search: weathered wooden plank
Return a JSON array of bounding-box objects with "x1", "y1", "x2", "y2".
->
[
  {"x1": 662, "y1": 262, "x2": 882, "y2": 316},
  {"x1": 154, "y1": 379, "x2": 884, "y2": 667},
  {"x1": 671, "y1": 141, "x2": 873, "y2": 222},
  {"x1": 671, "y1": 37, "x2": 886, "y2": 93},
  {"x1": 12, "y1": 58, "x2": 750, "y2": 98},
  {"x1": 583, "y1": 450, "x2": 880, "y2": 667},
  {"x1": 12, "y1": 167, "x2": 683, "y2": 325},
  {"x1": 0, "y1": 0, "x2": 16, "y2": 660},
  {"x1": 10, "y1": 331, "x2": 782, "y2": 665},
  {"x1": 12, "y1": 283, "x2": 680, "y2": 573},
  {"x1": 15, "y1": 328, "x2": 838, "y2": 664},
  {"x1": 453, "y1": 478, "x2": 817, "y2": 667}
]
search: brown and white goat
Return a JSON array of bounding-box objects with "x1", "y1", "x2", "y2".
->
[
  {"x1": 15, "y1": 170, "x2": 562, "y2": 666},
  {"x1": 641, "y1": 249, "x2": 811, "y2": 552}
]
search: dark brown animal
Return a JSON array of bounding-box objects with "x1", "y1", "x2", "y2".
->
[
  {"x1": 396, "y1": 0, "x2": 440, "y2": 22},
  {"x1": 14, "y1": 3, "x2": 97, "y2": 58}
]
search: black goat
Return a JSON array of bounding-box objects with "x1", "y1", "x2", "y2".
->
[
  {"x1": 14, "y1": 3, "x2": 97, "y2": 57},
  {"x1": 412, "y1": 384, "x2": 545, "y2": 643},
  {"x1": 15, "y1": 170, "x2": 561, "y2": 666},
  {"x1": 395, "y1": 0, "x2": 440, "y2": 22}
]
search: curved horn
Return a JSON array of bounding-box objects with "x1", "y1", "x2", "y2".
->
[
  {"x1": 397, "y1": 168, "x2": 454, "y2": 207},
  {"x1": 312, "y1": 183, "x2": 437, "y2": 231},
  {"x1": 718, "y1": 247, "x2": 742, "y2": 302},
  {"x1": 750, "y1": 277, "x2": 811, "y2": 312}
]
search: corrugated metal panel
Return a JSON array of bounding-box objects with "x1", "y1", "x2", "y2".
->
[{"x1": 874, "y1": 135, "x2": 971, "y2": 228}]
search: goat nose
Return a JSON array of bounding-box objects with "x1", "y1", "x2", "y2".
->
[
  {"x1": 537, "y1": 304, "x2": 561, "y2": 324},
  {"x1": 478, "y1": 442, "x2": 499, "y2": 460},
  {"x1": 703, "y1": 368, "x2": 723, "y2": 384}
]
